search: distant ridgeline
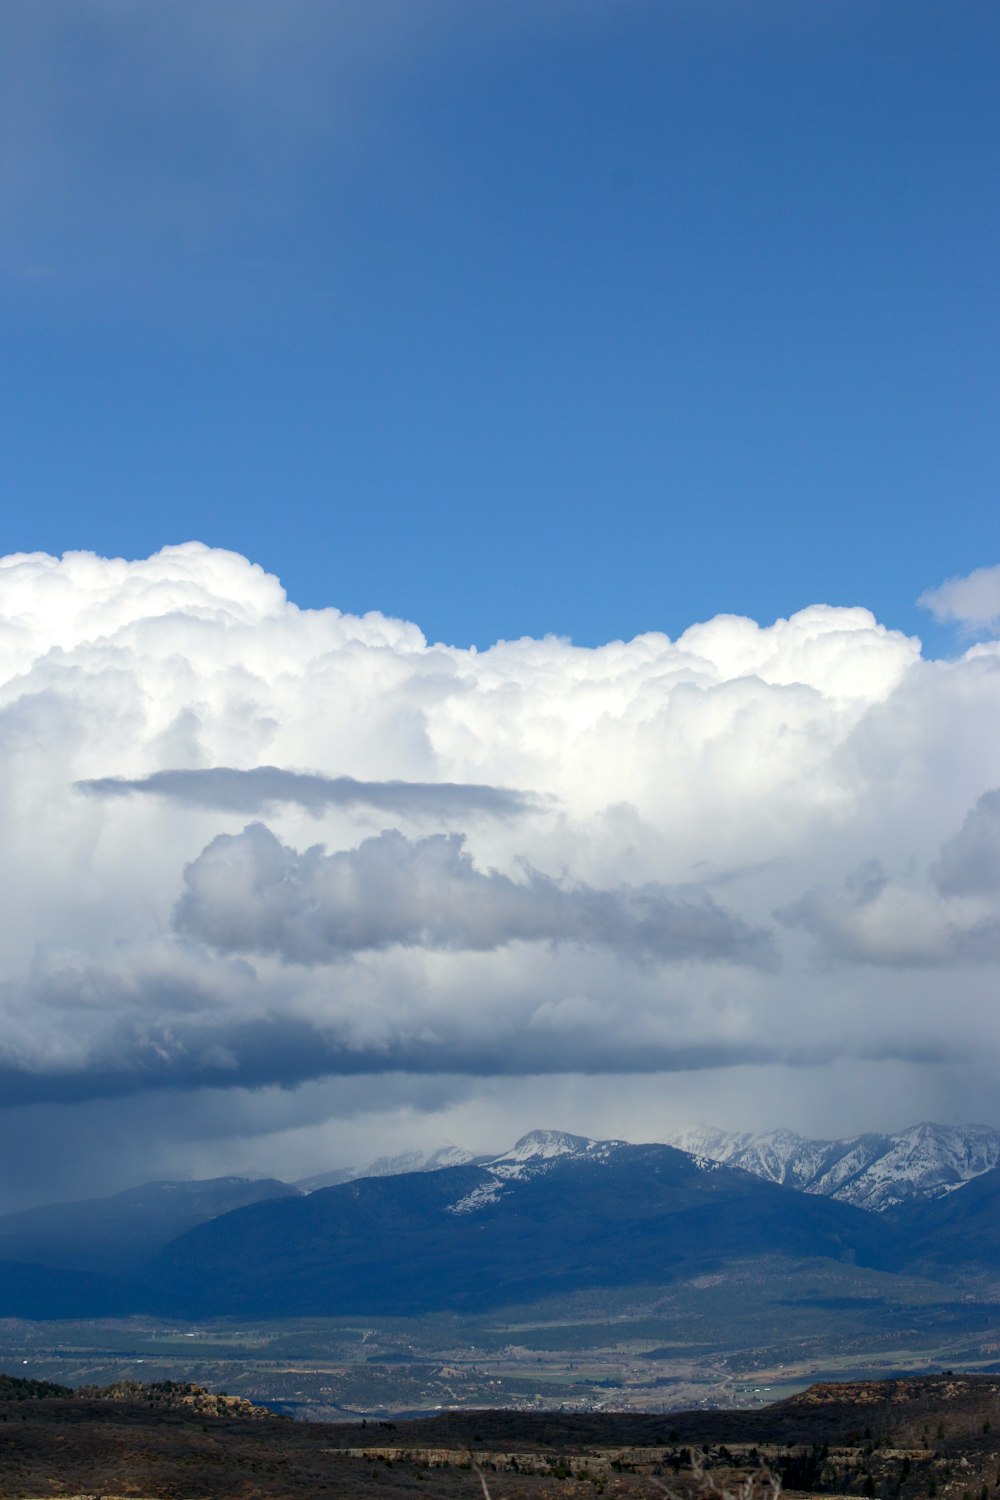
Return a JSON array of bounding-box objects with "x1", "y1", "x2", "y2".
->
[{"x1": 1, "y1": 1126, "x2": 999, "y2": 1321}]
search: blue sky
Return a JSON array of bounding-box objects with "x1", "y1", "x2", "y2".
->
[{"x1": 3, "y1": 0, "x2": 998, "y2": 650}]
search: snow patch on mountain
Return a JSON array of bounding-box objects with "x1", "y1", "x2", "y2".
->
[
  {"x1": 447, "y1": 1178, "x2": 506, "y2": 1215},
  {"x1": 689, "y1": 1154, "x2": 727, "y2": 1174}
]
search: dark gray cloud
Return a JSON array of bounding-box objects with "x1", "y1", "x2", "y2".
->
[
  {"x1": 0, "y1": 994, "x2": 945, "y2": 1114},
  {"x1": 0, "y1": 1023, "x2": 771, "y2": 1107},
  {"x1": 175, "y1": 823, "x2": 775, "y2": 968},
  {"x1": 932, "y1": 789, "x2": 1000, "y2": 896},
  {"x1": 77, "y1": 766, "x2": 539, "y2": 820}
]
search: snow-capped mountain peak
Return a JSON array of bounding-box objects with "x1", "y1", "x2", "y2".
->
[
  {"x1": 495, "y1": 1130, "x2": 601, "y2": 1164},
  {"x1": 666, "y1": 1121, "x2": 1000, "y2": 1212},
  {"x1": 296, "y1": 1143, "x2": 476, "y2": 1194},
  {"x1": 447, "y1": 1129, "x2": 628, "y2": 1213}
]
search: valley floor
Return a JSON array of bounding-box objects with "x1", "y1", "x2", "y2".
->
[{"x1": 2, "y1": 1258, "x2": 998, "y2": 1421}]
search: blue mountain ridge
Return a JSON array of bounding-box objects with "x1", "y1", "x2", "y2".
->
[
  {"x1": 144, "y1": 1141, "x2": 897, "y2": 1318},
  {"x1": 1, "y1": 1131, "x2": 997, "y2": 1321}
]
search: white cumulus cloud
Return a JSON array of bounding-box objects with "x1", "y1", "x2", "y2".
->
[{"x1": 2, "y1": 542, "x2": 1000, "y2": 1197}]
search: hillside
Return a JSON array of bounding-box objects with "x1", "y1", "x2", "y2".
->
[
  {"x1": 146, "y1": 1137, "x2": 897, "y2": 1319},
  {"x1": 890, "y1": 1161, "x2": 1000, "y2": 1279},
  {"x1": 0, "y1": 1259, "x2": 144, "y2": 1319}
]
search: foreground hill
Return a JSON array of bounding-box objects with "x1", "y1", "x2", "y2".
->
[
  {"x1": 147, "y1": 1136, "x2": 897, "y2": 1318},
  {"x1": 3, "y1": 1371, "x2": 1000, "y2": 1498}
]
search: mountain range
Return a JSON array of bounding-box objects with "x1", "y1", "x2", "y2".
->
[
  {"x1": 1, "y1": 1123, "x2": 997, "y2": 1323},
  {"x1": 145, "y1": 1133, "x2": 897, "y2": 1318},
  {"x1": 311, "y1": 1120, "x2": 1000, "y2": 1214}
]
